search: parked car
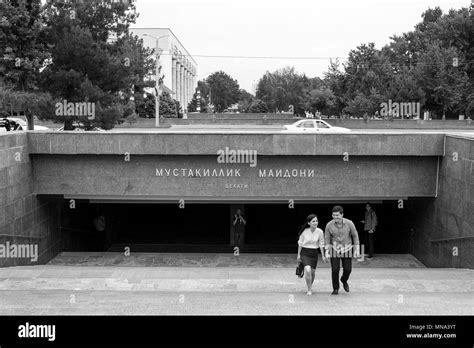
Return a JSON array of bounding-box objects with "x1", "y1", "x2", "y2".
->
[
  {"x1": 55, "y1": 124, "x2": 105, "y2": 132},
  {"x1": 0, "y1": 117, "x2": 50, "y2": 131},
  {"x1": 282, "y1": 119, "x2": 351, "y2": 133}
]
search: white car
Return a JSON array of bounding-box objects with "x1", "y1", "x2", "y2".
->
[
  {"x1": 0, "y1": 117, "x2": 50, "y2": 131},
  {"x1": 282, "y1": 119, "x2": 351, "y2": 133},
  {"x1": 55, "y1": 125, "x2": 105, "y2": 131}
]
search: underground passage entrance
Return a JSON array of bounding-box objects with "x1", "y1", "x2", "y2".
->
[{"x1": 59, "y1": 200, "x2": 416, "y2": 254}]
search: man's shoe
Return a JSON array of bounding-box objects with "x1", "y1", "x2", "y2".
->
[
  {"x1": 342, "y1": 281, "x2": 350, "y2": 292},
  {"x1": 331, "y1": 289, "x2": 339, "y2": 295},
  {"x1": 366, "y1": 257, "x2": 373, "y2": 260}
]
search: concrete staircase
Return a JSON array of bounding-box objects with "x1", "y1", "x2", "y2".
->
[{"x1": 0, "y1": 252, "x2": 472, "y2": 315}]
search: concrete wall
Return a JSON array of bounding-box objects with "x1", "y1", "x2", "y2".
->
[
  {"x1": 27, "y1": 132, "x2": 443, "y2": 200},
  {"x1": 1, "y1": 131, "x2": 472, "y2": 268},
  {"x1": 0, "y1": 132, "x2": 62, "y2": 267},
  {"x1": 31, "y1": 155, "x2": 438, "y2": 201},
  {"x1": 28, "y1": 132, "x2": 445, "y2": 156},
  {"x1": 410, "y1": 135, "x2": 474, "y2": 268}
]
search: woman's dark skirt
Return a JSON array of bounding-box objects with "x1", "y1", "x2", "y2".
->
[{"x1": 301, "y1": 247, "x2": 319, "y2": 268}]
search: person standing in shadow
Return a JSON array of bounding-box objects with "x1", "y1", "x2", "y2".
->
[
  {"x1": 360, "y1": 203, "x2": 377, "y2": 260},
  {"x1": 233, "y1": 209, "x2": 246, "y2": 249},
  {"x1": 93, "y1": 215, "x2": 106, "y2": 251}
]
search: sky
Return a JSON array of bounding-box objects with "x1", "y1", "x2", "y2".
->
[{"x1": 132, "y1": 0, "x2": 470, "y2": 93}]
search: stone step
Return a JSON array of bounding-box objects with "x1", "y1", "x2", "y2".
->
[
  {"x1": 47, "y1": 252, "x2": 427, "y2": 268},
  {"x1": 0, "y1": 267, "x2": 472, "y2": 292},
  {"x1": 107, "y1": 244, "x2": 298, "y2": 253}
]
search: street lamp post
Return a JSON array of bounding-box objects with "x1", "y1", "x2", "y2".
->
[{"x1": 143, "y1": 34, "x2": 167, "y2": 127}]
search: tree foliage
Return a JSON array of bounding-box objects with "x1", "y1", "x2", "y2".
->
[
  {"x1": 36, "y1": 0, "x2": 150, "y2": 129},
  {"x1": 188, "y1": 80, "x2": 210, "y2": 113},
  {"x1": 0, "y1": 0, "x2": 51, "y2": 128},
  {"x1": 205, "y1": 71, "x2": 240, "y2": 112},
  {"x1": 248, "y1": 99, "x2": 269, "y2": 113},
  {"x1": 256, "y1": 67, "x2": 310, "y2": 115},
  {"x1": 0, "y1": 0, "x2": 158, "y2": 129},
  {"x1": 253, "y1": 6, "x2": 472, "y2": 119}
]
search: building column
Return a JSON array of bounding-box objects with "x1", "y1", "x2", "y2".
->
[
  {"x1": 179, "y1": 64, "x2": 185, "y2": 109},
  {"x1": 185, "y1": 68, "x2": 189, "y2": 110},
  {"x1": 176, "y1": 62, "x2": 181, "y2": 108},
  {"x1": 187, "y1": 70, "x2": 191, "y2": 109},
  {"x1": 183, "y1": 68, "x2": 188, "y2": 111},
  {"x1": 191, "y1": 73, "x2": 195, "y2": 100},
  {"x1": 186, "y1": 71, "x2": 190, "y2": 104},
  {"x1": 171, "y1": 59, "x2": 177, "y2": 100},
  {"x1": 183, "y1": 70, "x2": 188, "y2": 107},
  {"x1": 188, "y1": 72, "x2": 193, "y2": 102}
]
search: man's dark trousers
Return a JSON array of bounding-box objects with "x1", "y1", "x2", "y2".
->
[
  {"x1": 330, "y1": 257, "x2": 352, "y2": 290},
  {"x1": 366, "y1": 231, "x2": 374, "y2": 258}
]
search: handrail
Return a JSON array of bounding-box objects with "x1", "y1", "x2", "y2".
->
[
  {"x1": 61, "y1": 227, "x2": 91, "y2": 233},
  {"x1": 431, "y1": 236, "x2": 474, "y2": 243},
  {"x1": 0, "y1": 234, "x2": 46, "y2": 239},
  {"x1": 0, "y1": 227, "x2": 88, "y2": 239}
]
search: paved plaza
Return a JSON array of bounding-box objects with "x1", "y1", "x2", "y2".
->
[{"x1": 0, "y1": 253, "x2": 472, "y2": 315}]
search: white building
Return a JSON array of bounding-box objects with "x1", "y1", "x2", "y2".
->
[{"x1": 130, "y1": 28, "x2": 197, "y2": 111}]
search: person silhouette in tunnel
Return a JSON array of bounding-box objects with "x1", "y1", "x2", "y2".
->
[{"x1": 233, "y1": 209, "x2": 246, "y2": 248}]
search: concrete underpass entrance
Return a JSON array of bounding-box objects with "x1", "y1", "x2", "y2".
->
[{"x1": 59, "y1": 200, "x2": 415, "y2": 254}]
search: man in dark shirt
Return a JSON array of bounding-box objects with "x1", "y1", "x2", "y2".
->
[
  {"x1": 361, "y1": 203, "x2": 377, "y2": 259},
  {"x1": 324, "y1": 205, "x2": 360, "y2": 295},
  {"x1": 233, "y1": 209, "x2": 246, "y2": 248}
]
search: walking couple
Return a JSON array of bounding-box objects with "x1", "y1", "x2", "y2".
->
[{"x1": 297, "y1": 205, "x2": 360, "y2": 295}]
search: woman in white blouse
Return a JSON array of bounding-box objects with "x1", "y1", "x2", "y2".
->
[{"x1": 297, "y1": 214, "x2": 327, "y2": 295}]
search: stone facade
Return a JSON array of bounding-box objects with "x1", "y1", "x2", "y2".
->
[
  {"x1": 0, "y1": 131, "x2": 472, "y2": 268},
  {"x1": 410, "y1": 135, "x2": 474, "y2": 268},
  {"x1": 0, "y1": 133, "x2": 61, "y2": 267},
  {"x1": 27, "y1": 132, "x2": 445, "y2": 156},
  {"x1": 31, "y1": 155, "x2": 438, "y2": 200}
]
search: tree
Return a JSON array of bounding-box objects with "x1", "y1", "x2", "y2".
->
[
  {"x1": 466, "y1": 100, "x2": 474, "y2": 119},
  {"x1": 188, "y1": 80, "x2": 210, "y2": 112},
  {"x1": 136, "y1": 91, "x2": 182, "y2": 118},
  {"x1": 237, "y1": 89, "x2": 255, "y2": 113},
  {"x1": 135, "y1": 92, "x2": 155, "y2": 118},
  {"x1": 159, "y1": 91, "x2": 179, "y2": 118},
  {"x1": 0, "y1": 0, "x2": 52, "y2": 129},
  {"x1": 319, "y1": 6, "x2": 473, "y2": 119},
  {"x1": 205, "y1": 71, "x2": 240, "y2": 112},
  {"x1": 415, "y1": 42, "x2": 469, "y2": 118},
  {"x1": 256, "y1": 66, "x2": 310, "y2": 114},
  {"x1": 248, "y1": 99, "x2": 268, "y2": 113},
  {"x1": 323, "y1": 58, "x2": 347, "y2": 116},
  {"x1": 343, "y1": 88, "x2": 385, "y2": 117},
  {"x1": 306, "y1": 86, "x2": 336, "y2": 115},
  {"x1": 37, "y1": 0, "x2": 148, "y2": 129}
]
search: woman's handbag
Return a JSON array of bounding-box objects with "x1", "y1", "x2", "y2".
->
[{"x1": 296, "y1": 262, "x2": 304, "y2": 278}]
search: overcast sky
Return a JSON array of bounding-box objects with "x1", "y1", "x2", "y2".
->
[{"x1": 133, "y1": 0, "x2": 469, "y2": 93}]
